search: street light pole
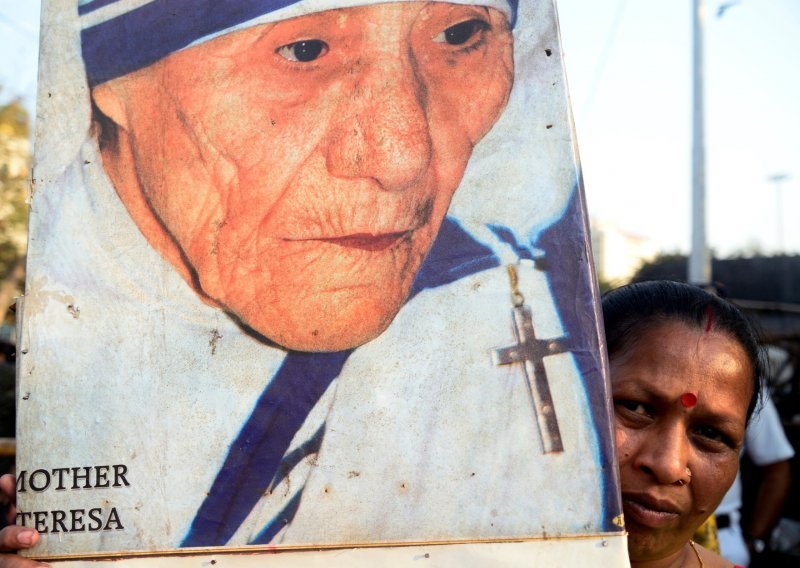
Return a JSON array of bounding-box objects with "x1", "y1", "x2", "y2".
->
[
  {"x1": 768, "y1": 173, "x2": 789, "y2": 253},
  {"x1": 689, "y1": 0, "x2": 711, "y2": 286}
]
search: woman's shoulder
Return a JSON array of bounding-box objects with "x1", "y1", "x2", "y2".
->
[{"x1": 692, "y1": 541, "x2": 737, "y2": 567}]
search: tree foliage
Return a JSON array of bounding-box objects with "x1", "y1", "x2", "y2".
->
[{"x1": 0, "y1": 98, "x2": 30, "y2": 324}]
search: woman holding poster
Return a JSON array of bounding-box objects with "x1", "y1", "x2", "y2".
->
[{"x1": 603, "y1": 281, "x2": 763, "y2": 568}]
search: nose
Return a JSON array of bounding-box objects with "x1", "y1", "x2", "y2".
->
[
  {"x1": 325, "y1": 53, "x2": 433, "y2": 192},
  {"x1": 633, "y1": 421, "x2": 691, "y2": 486}
]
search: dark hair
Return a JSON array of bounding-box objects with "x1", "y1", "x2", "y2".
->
[{"x1": 602, "y1": 280, "x2": 764, "y2": 424}]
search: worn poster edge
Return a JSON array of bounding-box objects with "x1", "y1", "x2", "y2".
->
[{"x1": 30, "y1": 533, "x2": 630, "y2": 565}]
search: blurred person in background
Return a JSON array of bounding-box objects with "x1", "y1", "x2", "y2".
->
[{"x1": 715, "y1": 393, "x2": 793, "y2": 566}]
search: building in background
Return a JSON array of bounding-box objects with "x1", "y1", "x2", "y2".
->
[{"x1": 591, "y1": 217, "x2": 659, "y2": 287}]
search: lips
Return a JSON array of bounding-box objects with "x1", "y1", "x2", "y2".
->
[
  {"x1": 622, "y1": 493, "x2": 683, "y2": 529},
  {"x1": 315, "y1": 231, "x2": 412, "y2": 252}
]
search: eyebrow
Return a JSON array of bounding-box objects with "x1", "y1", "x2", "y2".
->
[
  {"x1": 443, "y1": 5, "x2": 492, "y2": 18},
  {"x1": 612, "y1": 380, "x2": 668, "y2": 402}
]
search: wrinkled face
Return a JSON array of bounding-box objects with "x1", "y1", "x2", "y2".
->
[
  {"x1": 91, "y1": 2, "x2": 514, "y2": 351},
  {"x1": 610, "y1": 320, "x2": 753, "y2": 564}
]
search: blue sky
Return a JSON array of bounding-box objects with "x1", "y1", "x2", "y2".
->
[
  {"x1": 557, "y1": 0, "x2": 800, "y2": 256},
  {"x1": 2, "y1": 0, "x2": 798, "y2": 256},
  {"x1": 0, "y1": 2, "x2": 39, "y2": 110}
]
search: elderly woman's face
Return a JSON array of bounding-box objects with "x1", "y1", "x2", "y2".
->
[
  {"x1": 92, "y1": 2, "x2": 513, "y2": 350},
  {"x1": 610, "y1": 320, "x2": 753, "y2": 563}
]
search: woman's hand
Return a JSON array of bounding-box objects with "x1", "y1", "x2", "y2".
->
[{"x1": 0, "y1": 474, "x2": 48, "y2": 567}]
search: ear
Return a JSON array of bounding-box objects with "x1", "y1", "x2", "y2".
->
[{"x1": 91, "y1": 82, "x2": 130, "y2": 131}]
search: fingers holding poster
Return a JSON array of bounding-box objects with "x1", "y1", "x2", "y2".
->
[{"x1": 16, "y1": 0, "x2": 627, "y2": 563}]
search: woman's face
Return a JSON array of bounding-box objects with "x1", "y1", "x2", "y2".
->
[
  {"x1": 92, "y1": 2, "x2": 514, "y2": 351},
  {"x1": 610, "y1": 320, "x2": 753, "y2": 563}
]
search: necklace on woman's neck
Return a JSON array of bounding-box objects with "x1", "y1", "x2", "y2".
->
[{"x1": 688, "y1": 540, "x2": 705, "y2": 567}]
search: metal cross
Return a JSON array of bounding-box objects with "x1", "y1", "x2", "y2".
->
[{"x1": 492, "y1": 267, "x2": 568, "y2": 454}]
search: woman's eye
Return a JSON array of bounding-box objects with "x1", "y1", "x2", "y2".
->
[
  {"x1": 616, "y1": 400, "x2": 652, "y2": 417},
  {"x1": 695, "y1": 425, "x2": 733, "y2": 447},
  {"x1": 434, "y1": 19, "x2": 490, "y2": 46},
  {"x1": 276, "y1": 40, "x2": 329, "y2": 62}
]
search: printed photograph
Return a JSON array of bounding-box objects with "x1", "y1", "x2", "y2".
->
[{"x1": 16, "y1": 0, "x2": 622, "y2": 558}]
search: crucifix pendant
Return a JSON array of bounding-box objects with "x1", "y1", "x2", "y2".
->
[{"x1": 492, "y1": 265, "x2": 566, "y2": 454}]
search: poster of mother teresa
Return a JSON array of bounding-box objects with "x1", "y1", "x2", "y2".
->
[{"x1": 17, "y1": 0, "x2": 624, "y2": 560}]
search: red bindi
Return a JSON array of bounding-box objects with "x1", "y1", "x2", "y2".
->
[{"x1": 680, "y1": 392, "x2": 698, "y2": 408}]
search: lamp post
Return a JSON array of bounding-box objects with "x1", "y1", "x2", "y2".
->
[
  {"x1": 768, "y1": 173, "x2": 790, "y2": 253},
  {"x1": 688, "y1": 0, "x2": 710, "y2": 286}
]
